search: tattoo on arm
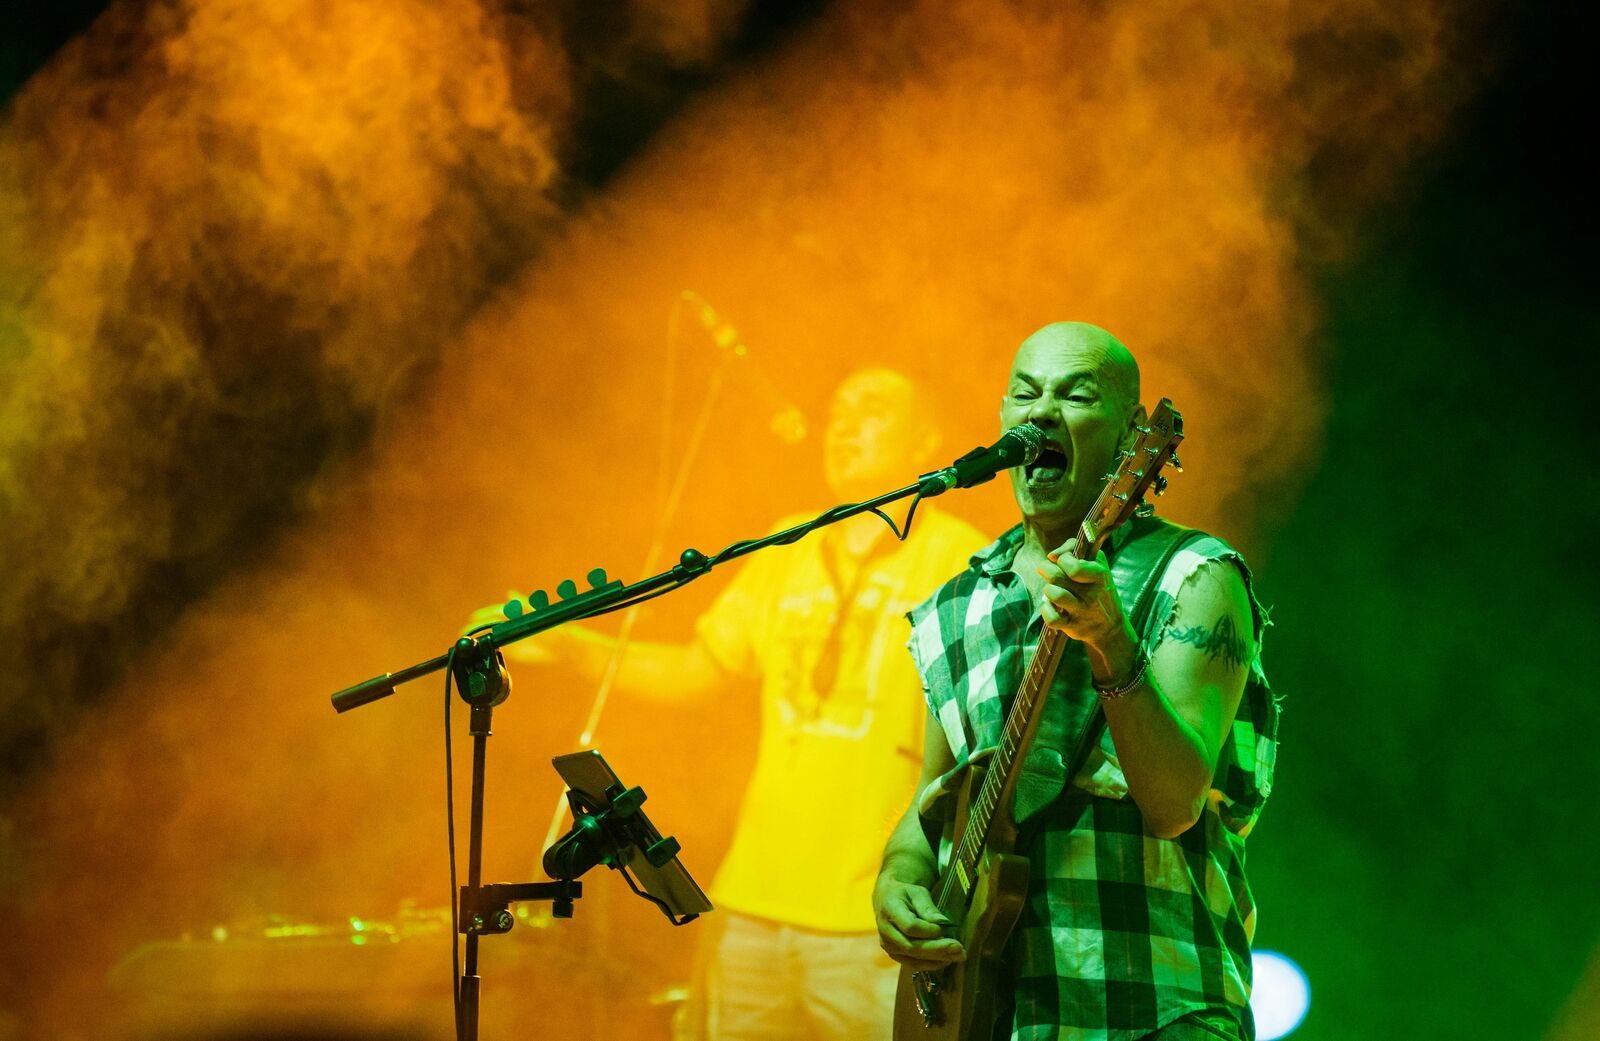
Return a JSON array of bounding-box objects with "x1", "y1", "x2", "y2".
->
[{"x1": 1166, "y1": 613, "x2": 1249, "y2": 669}]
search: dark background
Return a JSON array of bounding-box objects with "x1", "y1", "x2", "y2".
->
[
  {"x1": 1248, "y1": 5, "x2": 1595, "y2": 1036},
  {"x1": 5, "y1": 3, "x2": 1594, "y2": 1039}
]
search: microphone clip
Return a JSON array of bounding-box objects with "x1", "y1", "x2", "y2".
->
[
  {"x1": 917, "y1": 445, "x2": 995, "y2": 497},
  {"x1": 917, "y1": 424, "x2": 1042, "y2": 497}
]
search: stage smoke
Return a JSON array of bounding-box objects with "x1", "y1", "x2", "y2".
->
[{"x1": 0, "y1": 1, "x2": 1489, "y2": 1036}]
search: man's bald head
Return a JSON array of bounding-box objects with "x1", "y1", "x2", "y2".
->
[
  {"x1": 1011, "y1": 322, "x2": 1141, "y2": 413},
  {"x1": 1000, "y1": 322, "x2": 1146, "y2": 542}
]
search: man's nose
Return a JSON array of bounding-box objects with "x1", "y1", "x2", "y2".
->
[{"x1": 1024, "y1": 398, "x2": 1062, "y2": 428}]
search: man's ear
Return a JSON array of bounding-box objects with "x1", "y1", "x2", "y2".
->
[{"x1": 1121, "y1": 401, "x2": 1149, "y2": 446}]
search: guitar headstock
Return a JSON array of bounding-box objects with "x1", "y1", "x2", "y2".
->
[{"x1": 1075, "y1": 398, "x2": 1184, "y2": 559}]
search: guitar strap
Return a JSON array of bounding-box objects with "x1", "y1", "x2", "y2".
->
[{"x1": 1012, "y1": 516, "x2": 1203, "y2": 826}]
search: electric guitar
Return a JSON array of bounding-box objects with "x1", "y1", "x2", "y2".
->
[{"x1": 892, "y1": 399, "x2": 1185, "y2": 1041}]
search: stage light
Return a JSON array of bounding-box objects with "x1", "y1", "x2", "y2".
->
[{"x1": 1252, "y1": 949, "x2": 1311, "y2": 1040}]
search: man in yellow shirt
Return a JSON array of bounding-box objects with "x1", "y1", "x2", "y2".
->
[{"x1": 477, "y1": 369, "x2": 983, "y2": 1040}]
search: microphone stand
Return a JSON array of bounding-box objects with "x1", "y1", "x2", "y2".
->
[{"x1": 330, "y1": 470, "x2": 958, "y2": 1041}]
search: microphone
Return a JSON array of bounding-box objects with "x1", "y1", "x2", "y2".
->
[
  {"x1": 681, "y1": 291, "x2": 808, "y2": 445},
  {"x1": 918, "y1": 424, "x2": 1043, "y2": 496}
]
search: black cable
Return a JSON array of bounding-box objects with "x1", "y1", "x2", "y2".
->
[
  {"x1": 573, "y1": 581, "x2": 693, "y2": 620},
  {"x1": 463, "y1": 579, "x2": 694, "y2": 639},
  {"x1": 708, "y1": 488, "x2": 926, "y2": 569},
  {"x1": 443, "y1": 644, "x2": 461, "y2": 1022},
  {"x1": 894, "y1": 489, "x2": 927, "y2": 542},
  {"x1": 476, "y1": 486, "x2": 929, "y2": 645}
]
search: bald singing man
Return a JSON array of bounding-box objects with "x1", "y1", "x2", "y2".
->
[{"x1": 873, "y1": 324, "x2": 1281, "y2": 1041}]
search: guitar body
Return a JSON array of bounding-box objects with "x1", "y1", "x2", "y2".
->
[{"x1": 893, "y1": 759, "x2": 1029, "y2": 1041}]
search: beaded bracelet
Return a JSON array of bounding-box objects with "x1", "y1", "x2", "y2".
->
[{"x1": 1093, "y1": 644, "x2": 1149, "y2": 701}]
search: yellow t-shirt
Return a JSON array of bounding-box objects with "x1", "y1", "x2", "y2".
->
[{"x1": 694, "y1": 506, "x2": 985, "y2": 932}]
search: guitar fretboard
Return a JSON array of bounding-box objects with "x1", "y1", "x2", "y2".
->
[{"x1": 935, "y1": 528, "x2": 1096, "y2": 913}]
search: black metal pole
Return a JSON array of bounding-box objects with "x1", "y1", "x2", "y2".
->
[{"x1": 457, "y1": 704, "x2": 493, "y2": 1041}]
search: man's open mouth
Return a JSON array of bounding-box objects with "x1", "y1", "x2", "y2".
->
[{"x1": 1024, "y1": 443, "x2": 1069, "y2": 488}]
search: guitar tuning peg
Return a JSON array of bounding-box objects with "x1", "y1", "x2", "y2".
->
[
  {"x1": 1134, "y1": 502, "x2": 1156, "y2": 518},
  {"x1": 1169, "y1": 452, "x2": 1183, "y2": 472},
  {"x1": 1114, "y1": 491, "x2": 1130, "y2": 502},
  {"x1": 557, "y1": 579, "x2": 579, "y2": 600},
  {"x1": 1154, "y1": 475, "x2": 1168, "y2": 495},
  {"x1": 1121, "y1": 448, "x2": 1137, "y2": 458},
  {"x1": 587, "y1": 568, "x2": 608, "y2": 588},
  {"x1": 529, "y1": 589, "x2": 550, "y2": 611},
  {"x1": 503, "y1": 598, "x2": 524, "y2": 619}
]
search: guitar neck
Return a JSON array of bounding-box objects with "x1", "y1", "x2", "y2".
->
[{"x1": 935, "y1": 536, "x2": 1093, "y2": 913}]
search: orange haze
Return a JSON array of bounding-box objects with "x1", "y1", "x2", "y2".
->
[{"x1": 0, "y1": 1, "x2": 1479, "y2": 1037}]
